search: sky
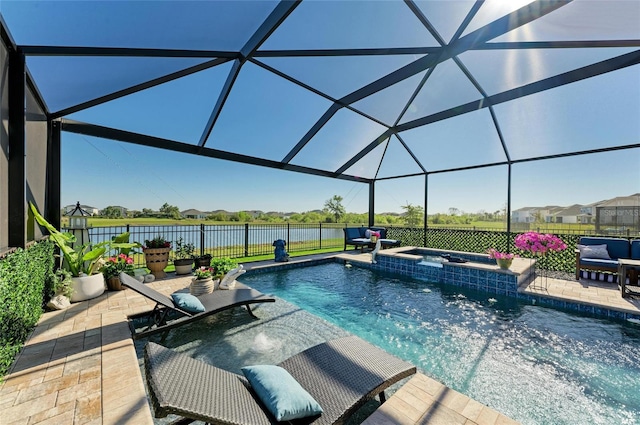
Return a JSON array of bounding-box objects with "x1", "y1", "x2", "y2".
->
[
  {"x1": 60, "y1": 134, "x2": 639, "y2": 214},
  {"x1": 4, "y1": 0, "x2": 639, "y2": 214}
]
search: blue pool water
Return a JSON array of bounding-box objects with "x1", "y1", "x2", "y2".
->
[{"x1": 238, "y1": 262, "x2": 640, "y2": 425}]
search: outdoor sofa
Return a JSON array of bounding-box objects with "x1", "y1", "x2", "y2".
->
[
  {"x1": 343, "y1": 226, "x2": 400, "y2": 251},
  {"x1": 575, "y1": 236, "x2": 631, "y2": 280},
  {"x1": 144, "y1": 335, "x2": 416, "y2": 425}
]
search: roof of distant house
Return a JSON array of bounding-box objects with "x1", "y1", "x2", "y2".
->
[{"x1": 181, "y1": 209, "x2": 208, "y2": 215}]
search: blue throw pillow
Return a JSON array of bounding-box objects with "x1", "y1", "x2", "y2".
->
[
  {"x1": 171, "y1": 293, "x2": 205, "y2": 313},
  {"x1": 241, "y1": 365, "x2": 323, "y2": 421}
]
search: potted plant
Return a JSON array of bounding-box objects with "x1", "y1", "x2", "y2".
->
[
  {"x1": 487, "y1": 249, "x2": 517, "y2": 270},
  {"x1": 190, "y1": 266, "x2": 215, "y2": 296},
  {"x1": 143, "y1": 235, "x2": 171, "y2": 279},
  {"x1": 172, "y1": 237, "x2": 195, "y2": 275},
  {"x1": 194, "y1": 253, "x2": 212, "y2": 268},
  {"x1": 101, "y1": 254, "x2": 135, "y2": 290},
  {"x1": 102, "y1": 231, "x2": 141, "y2": 289},
  {"x1": 30, "y1": 203, "x2": 107, "y2": 302},
  {"x1": 209, "y1": 257, "x2": 238, "y2": 280}
]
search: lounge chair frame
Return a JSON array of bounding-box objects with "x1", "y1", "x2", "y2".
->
[
  {"x1": 144, "y1": 335, "x2": 416, "y2": 425},
  {"x1": 120, "y1": 272, "x2": 275, "y2": 339}
]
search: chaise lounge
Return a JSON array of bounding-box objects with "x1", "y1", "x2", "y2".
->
[
  {"x1": 144, "y1": 335, "x2": 416, "y2": 425},
  {"x1": 120, "y1": 272, "x2": 275, "y2": 339}
]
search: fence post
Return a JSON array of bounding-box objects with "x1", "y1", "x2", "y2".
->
[
  {"x1": 200, "y1": 224, "x2": 205, "y2": 257},
  {"x1": 319, "y1": 222, "x2": 322, "y2": 250},
  {"x1": 126, "y1": 224, "x2": 130, "y2": 233},
  {"x1": 244, "y1": 223, "x2": 249, "y2": 257},
  {"x1": 287, "y1": 222, "x2": 290, "y2": 249}
]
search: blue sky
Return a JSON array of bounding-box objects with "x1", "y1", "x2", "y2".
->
[
  {"x1": 4, "y1": 0, "x2": 639, "y2": 214},
  {"x1": 61, "y1": 133, "x2": 639, "y2": 214}
]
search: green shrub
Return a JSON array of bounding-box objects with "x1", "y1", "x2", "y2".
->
[{"x1": 0, "y1": 240, "x2": 55, "y2": 380}]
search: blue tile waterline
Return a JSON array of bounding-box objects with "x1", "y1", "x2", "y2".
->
[
  {"x1": 371, "y1": 249, "x2": 640, "y2": 322},
  {"x1": 245, "y1": 253, "x2": 640, "y2": 322}
]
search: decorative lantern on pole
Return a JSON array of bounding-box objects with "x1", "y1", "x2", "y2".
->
[{"x1": 67, "y1": 201, "x2": 91, "y2": 248}]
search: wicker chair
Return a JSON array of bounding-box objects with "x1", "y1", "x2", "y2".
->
[{"x1": 144, "y1": 335, "x2": 416, "y2": 425}]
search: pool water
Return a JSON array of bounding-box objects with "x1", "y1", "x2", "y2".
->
[{"x1": 239, "y1": 262, "x2": 640, "y2": 425}]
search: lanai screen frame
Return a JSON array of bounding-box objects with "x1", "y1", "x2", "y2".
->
[{"x1": 2, "y1": 0, "x2": 639, "y2": 249}]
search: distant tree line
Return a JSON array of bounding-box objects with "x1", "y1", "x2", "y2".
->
[{"x1": 97, "y1": 197, "x2": 506, "y2": 226}]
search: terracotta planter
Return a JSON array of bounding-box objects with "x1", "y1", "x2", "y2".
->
[
  {"x1": 144, "y1": 247, "x2": 171, "y2": 279},
  {"x1": 190, "y1": 277, "x2": 216, "y2": 296},
  {"x1": 70, "y1": 273, "x2": 105, "y2": 302},
  {"x1": 174, "y1": 258, "x2": 194, "y2": 275}
]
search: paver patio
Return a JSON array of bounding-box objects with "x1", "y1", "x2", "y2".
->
[{"x1": 2, "y1": 252, "x2": 638, "y2": 425}]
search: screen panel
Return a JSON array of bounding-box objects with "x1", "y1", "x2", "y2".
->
[
  {"x1": 2, "y1": 0, "x2": 278, "y2": 50},
  {"x1": 206, "y1": 62, "x2": 333, "y2": 160},
  {"x1": 69, "y1": 62, "x2": 234, "y2": 144},
  {"x1": 495, "y1": 65, "x2": 640, "y2": 160},
  {"x1": 290, "y1": 108, "x2": 387, "y2": 172},
  {"x1": 401, "y1": 109, "x2": 506, "y2": 171},
  {"x1": 261, "y1": 0, "x2": 438, "y2": 50}
]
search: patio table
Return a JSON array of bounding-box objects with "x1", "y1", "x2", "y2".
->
[{"x1": 618, "y1": 258, "x2": 640, "y2": 298}]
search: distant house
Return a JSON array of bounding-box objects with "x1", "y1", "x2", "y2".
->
[
  {"x1": 551, "y1": 204, "x2": 583, "y2": 224},
  {"x1": 511, "y1": 206, "x2": 560, "y2": 223},
  {"x1": 63, "y1": 203, "x2": 99, "y2": 216},
  {"x1": 181, "y1": 209, "x2": 208, "y2": 219},
  {"x1": 579, "y1": 200, "x2": 606, "y2": 224},
  {"x1": 595, "y1": 193, "x2": 640, "y2": 232},
  {"x1": 511, "y1": 207, "x2": 538, "y2": 223},
  {"x1": 511, "y1": 194, "x2": 639, "y2": 231}
]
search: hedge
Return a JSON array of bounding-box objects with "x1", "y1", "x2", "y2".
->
[{"x1": 0, "y1": 240, "x2": 55, "y2": 380}]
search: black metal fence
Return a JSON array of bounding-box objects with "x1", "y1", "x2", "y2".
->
[
  {"x1": 69, "y1": 223, "x2": 351, "y2": 268},
  {"x1": 69, "y1": 223, "x2": 636, "y2": 273},
  {"x1": 385, "y1": 227, "x2": 621, "y2": 273}
]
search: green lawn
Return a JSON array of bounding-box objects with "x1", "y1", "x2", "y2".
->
[{"x1": 68, "y1": 217, "x2": 597, "y2": 233}]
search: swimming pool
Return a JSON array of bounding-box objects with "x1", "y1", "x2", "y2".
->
[{"x1": 240, "y1": 262, "x2": 640, "y2": 425}]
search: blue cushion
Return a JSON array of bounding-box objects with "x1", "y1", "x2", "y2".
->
[
  {"x1": 171, "y1": 293, "x2": 205, "y2": 313},
  {"x1": 241, "y1": 365, "x2": 323, "y2": 421},
  {"x1": 631, "y1": 240, "x2": 640, "y2": 260},
  {"x1": 579, "y1": 237, "x2": 629, "y2": 260},
  {"x1": 344, "y1": 228, "x2": 363, "y2": 240}
]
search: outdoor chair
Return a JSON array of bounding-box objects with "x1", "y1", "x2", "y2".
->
[
  {"x1": 120, "y1": 272, "x2": 275, "y2": 339},
  {"x1": 144, "y1": 335, "x2": 416, "y2": 425},
  {"x1": 343, "y1": 227, "x2": 400, "y2": 251}
]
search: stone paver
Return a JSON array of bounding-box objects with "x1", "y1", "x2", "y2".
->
[
  {"x1": 2, "y1": 251, "x2": 636, "y2": 424},
  {"x1": 362, "y1": 374, "x2": 518, "y2": 425}
]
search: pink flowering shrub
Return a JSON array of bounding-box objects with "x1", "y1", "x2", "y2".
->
[
  {"x1": 194, "y1": 266, "x2": 214, "y2": 280},
  {"x1": 514, "y1": 232, "x2": 567, "y2": 254},
  {"x1": 101, "y1": 253, "x2": 135, "y2": 278},
  {"x1": 487, "y1": 249, "x2": 517, "y2": 260}
]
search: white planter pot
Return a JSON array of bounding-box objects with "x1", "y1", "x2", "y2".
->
[
  {"x1": 174, "y1": 259, "x2": 194, "y2": 275},
  {"x1": 70, "y1": 273, "x2": 106, "y2": 302}
]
